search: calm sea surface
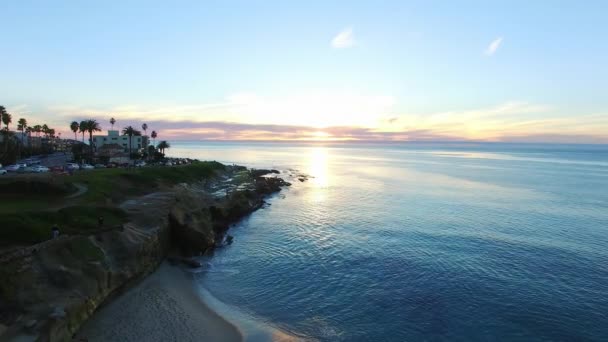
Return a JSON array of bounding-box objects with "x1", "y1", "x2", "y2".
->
[{"x1": 172, "y1": 141, "x2": 608, "y2": 341}]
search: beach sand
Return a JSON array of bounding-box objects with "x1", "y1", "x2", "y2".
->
[{"x1": 76, "y1": 262, "x2": 242, "y2": 342}]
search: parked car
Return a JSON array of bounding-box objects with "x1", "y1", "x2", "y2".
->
[
  {"x1": 66, "y1": 163, "x2": 80, "y2": 170},
  {"x1": 0, "y1": 169, "x2": 7, "y2": 175},
  {"x1": 94, "y1": 164, "x2": 106, "y2": 169},
  {"x1": 4, "y1": 165, "x2": 22, "y2": 172},
  {"x1": 17, "y1": 166, "x2": 36, "y2": 173},
  {"x1": 31, "y1": 166, "x2": 50, "y2": 173},
  {"x1": 135, "y1": 161, "x2": 146, "y2": 167},
  {"x1": 81, "y1": 164, "x2": 95, "y2": 170},
  {"x1": 50, "y1": 166, "x2": 64, "y2": 172}
]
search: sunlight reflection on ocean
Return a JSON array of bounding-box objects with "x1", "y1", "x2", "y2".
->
[{"x1": 172, "y1": 141, "x2": 608, "y2": 341}]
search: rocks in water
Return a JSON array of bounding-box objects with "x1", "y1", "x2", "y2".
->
[
  {"x1": 225, "y1": 235, "x2": 234, "y2": 245},
  {"x1": 168, "y1": 167, "x2": 291, "y2": 256}
]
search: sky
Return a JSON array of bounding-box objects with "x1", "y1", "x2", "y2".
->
[{"x1": 1, "y1": 0, "x2": 607, "y2": 143}]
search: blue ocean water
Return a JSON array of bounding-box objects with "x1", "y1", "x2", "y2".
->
[{"x1": 173, "y1": 142, "x2": 608, "y2": 341}]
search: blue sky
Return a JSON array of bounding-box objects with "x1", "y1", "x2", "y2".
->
[{"x1": 1, "y1": 1, "x2": 607, "y2": 142}]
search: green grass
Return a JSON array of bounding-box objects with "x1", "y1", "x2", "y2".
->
[
  {"x1": 69, "y1": 161, "x2": 225, "y2": 204},
  {"x1": 0, "y1": 161, "x2": 226, "y2": 246},
  {"x1": 0, "y1": 206, "x2": 128, "y2": 246}
]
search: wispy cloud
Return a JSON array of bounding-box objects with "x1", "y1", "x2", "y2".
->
[
  {"x1": 484, "y1": 37, "x2": 503, "y2": 56},
  {"x1": 331, "y1": 27, "x2": 356, "y2": 49}
]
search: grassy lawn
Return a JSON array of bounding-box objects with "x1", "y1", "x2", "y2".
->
[
  {"x1": 0, "y1": 206, "x2": 128, "y2": 246},
  {"x1": 0, "y1": 161, "x2": 226, "y2": 246}
]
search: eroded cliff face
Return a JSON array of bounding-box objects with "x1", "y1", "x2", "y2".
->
[{"x1": 0, "y1": 168, "x2": 290, "y2": 341}]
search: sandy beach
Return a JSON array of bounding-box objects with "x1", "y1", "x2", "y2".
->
[{"x1": 76, "y1": 262, "x2": 242, "y2": 342}]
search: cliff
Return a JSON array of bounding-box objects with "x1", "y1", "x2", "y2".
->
[{"x1": 0, "y1": 166, "x2": 290, "y2": 341}]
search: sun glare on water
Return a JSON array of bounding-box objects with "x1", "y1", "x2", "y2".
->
[{"x1": 307, "y1": 147, "x2": 330, "y2": 202}]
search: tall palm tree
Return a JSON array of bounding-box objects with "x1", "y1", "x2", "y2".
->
[
  {"x1": 142, "y1": 123, "x2": 148, "y2": 137},
  {"x1": 17, "y1": 118, "x2": 27, "y2": 154},
  {"x1": 110, "y1": 117, "x2": 116, "y2": 130},
  {"x1": 17, "y1": 118, "x2": 27, "y2": 150},
  {"x1": 122, "y1": 126, "x2": 142, "y2": 160},
  {"x1": 42, "y1": 124, "x2": 49, "y2": 138},
  {"x1": 26, "y1": 126, "x2": 33, "y2": 152},
  {"x1": 32, "y1": 125, "x2": 42, "y2": 137},
  {"x1": 70, "y1": 121, "x2": 79, "y2": 140},
  {"x1": 0, "y1": 106, "x2": 6, "y2": 129},
  {"x1": 79, "y1": 120, "x2": 87, "y2": 142},
  {"x1": 157, "y1": 141, "x2": 170, "y2": 155},
  {"x1": 2, "y1": 112, "x2": 12, "y2": 131},
  {"x1": 83, "y1": 119, "x2": 101, "y2": 160},
  {"x1": 151, "y1": 130, "x2": 157, "y2": 145}
]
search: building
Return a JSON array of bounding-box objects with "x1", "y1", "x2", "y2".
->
[{"x1": 93, "y1": 130, "x2": 148, "y2": 154}]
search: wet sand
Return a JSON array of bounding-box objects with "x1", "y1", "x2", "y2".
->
[{"x1": 76, "y1": 262, "x2": 242, "y2": 342}]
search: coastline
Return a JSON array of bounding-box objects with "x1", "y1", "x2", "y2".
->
[{"x1": 76, "y1": 261, "x2": 242, "y2": 342}]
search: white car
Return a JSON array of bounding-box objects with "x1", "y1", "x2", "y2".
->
[
  {"x1": 31, "y1": 166, "x2": 50, "y2": 173},
  {"x1": 0, "y1": 169, "x2": 7, "y2": 175},
  {"x1": 66, "y1": 163, "x2": 80, "y2": 170},
  {"x1": 4, "y1": 165, "x2": 21, "y2": 172},
  {"x1": 81, "y1": 164, "x2": 95, "y2": 170}
]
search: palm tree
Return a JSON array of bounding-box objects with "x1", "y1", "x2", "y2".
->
[
  {"x1": 151, "y1": 130, "x2": 157, "y2": 145},
  {"x1": 26, "y1": 126, "x2": 33, "y2": 152},
  {"x1": 32, "y1": 125, "x2": 42, "y2": 137},
  {"x1": 121, "y1": 126, "x2": 142, "y2": 160},
  {"x1": 42, "y1": 124, "x2": 49, "y2": 138},
  {"x1": 17, "y1": 118, "x2": 27, "y2": 131},
  {"x1": 2, "y1": 111, "x2": 12, "y2": 131},
  {"x1": 17, "y1": 118, "x2": 27, "y2": 149},
  {"x1": 83, "y1": 119, "x2": 101, "y2": 159},
  {"x1": 157, "y1": 141, "x2": 170, "y2": 155},
  {"x1": 142, "y1": 123, "x2": 148, "y2": 137},
  {"x1": 110, "y1": 117, "x2": 116, "y2": 130},
  {"x1": 79, "y1": 120, "x2": 87, "y2": 142},
  {"x1": 70, "y1": 121, "x2": 79, "y2": 140},
  {"x1": 0, "y1": 106, "x2": 6, "y2": 129}
]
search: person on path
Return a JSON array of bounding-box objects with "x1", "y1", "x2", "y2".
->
[{"x1": 51, "y1": 225, "x2": 60, "y2": 239}]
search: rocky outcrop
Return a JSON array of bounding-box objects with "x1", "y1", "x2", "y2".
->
[
  {"x1": 0, "y1": 167, "x2": 290, "y2": 341},
  {"x1": 169, "y1": 169, "x2": 291, "y2": 256}
]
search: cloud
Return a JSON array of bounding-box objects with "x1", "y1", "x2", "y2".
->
[
  {"x1": 331, "y1": 27, "x2": 356, "y2": 48},
  {"x1": 16, "y1": 99, "x2": 608, "y2": 144},
  {"x1": 484, "y1": 37, "x2": 503, "y2": 56}
]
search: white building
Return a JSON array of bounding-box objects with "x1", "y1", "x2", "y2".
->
[{"x1": 93, "y1": 130, "x2": 148, "y2": 154}]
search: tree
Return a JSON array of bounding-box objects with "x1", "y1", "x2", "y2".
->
[
  {"x1": 157, "y1": 141, "x2": 170, "y2": 155},
  {"x1": 32, "y1": 125, "x2": 42, "y2": 137},
  {"x1": 0, "y1": 106, "x2": 6, "y2": 129},
  {"x1": 70, "y1": 121, "x2": 79, "y2": 140},
  {"x1": 151, "y1": 130, "x2": 157, "y2": 145},
  {"x1": 79, "y1": 120, "x2": 87, "y2": 142},
  {"x1": 121, "y1": 126, "x2": 141, "y2": 161},
  {"x1": 2, "y1": 111, "x2": 12, "y2": 131},
  {"x1": 83, "y1": 119, "x2": 101, "y2": 160},
  {"x1": 17, "y1": 118, "x2": 27, "y2": 153},
  {"x1": 110, "y1": 117, "x2": 116, "y2": 130},
  {"x1": 142, "y1": 123, "x2": 148, "y2": 137},
  {"x1": 147, "y1": 144, "x2": 156, "y2": 159},
  {"x1": 42, "y1": 124, "x2": 49, "y2": 138}
]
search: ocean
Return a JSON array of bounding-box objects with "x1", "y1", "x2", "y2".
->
[{"x1": 172, "y1": 141, "x2": 608, "y2": 341}]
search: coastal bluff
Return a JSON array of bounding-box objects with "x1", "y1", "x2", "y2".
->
[{"x1": 0, "y1": 165, "x2": 291, "y2": 341}]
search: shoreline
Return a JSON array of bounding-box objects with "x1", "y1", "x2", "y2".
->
[{"x1": 76, "y1": 261, "x2": 243, "y2": 342}]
